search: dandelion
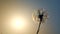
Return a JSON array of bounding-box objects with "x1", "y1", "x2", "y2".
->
[{"x1": 32, "y1": 8, "x2": 48, "y2": 34}]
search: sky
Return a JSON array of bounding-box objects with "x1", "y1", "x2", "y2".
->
[{"x1": 0, "y1": 0, "x2": 60, "y2": 34}]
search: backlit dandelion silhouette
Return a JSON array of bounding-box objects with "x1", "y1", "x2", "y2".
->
[{"x1": 32, "y1": 8, "x2": 48, "y2": 34}]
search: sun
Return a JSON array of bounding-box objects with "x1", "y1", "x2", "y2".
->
[
  {"x1": 11, "y1": 16, "x2": 27, "y2": 30},
  {"x1": 14, "y1": 18, "x2": 25, "y2": 28}
]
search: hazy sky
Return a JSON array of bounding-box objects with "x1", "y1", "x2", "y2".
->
[{"x1": 0, "y1": 0, "x2": 60, "y2": 34}]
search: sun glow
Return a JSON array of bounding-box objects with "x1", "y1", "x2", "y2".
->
[
  {"x1": 11, "y1": 16, "x2": 27, "y2": 30},
  {"x1": 14, "y1": 18, "x2": 25, "y2": 28}
]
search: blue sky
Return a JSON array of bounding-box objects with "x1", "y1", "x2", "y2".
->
[
  {"x1": 18, "y1": 0, "x2": 60, "y2": 34},
  {"x1": 19, "y1": 0, "x2": 60, "y2": 34}
]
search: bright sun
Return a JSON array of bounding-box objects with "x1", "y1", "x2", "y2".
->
[
  {"x1": 14, "y1": 18, "x2": 25, "y2": 28},
  {"x1": 11, "y1": 16, "x2": 27, "y2": 30}
]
